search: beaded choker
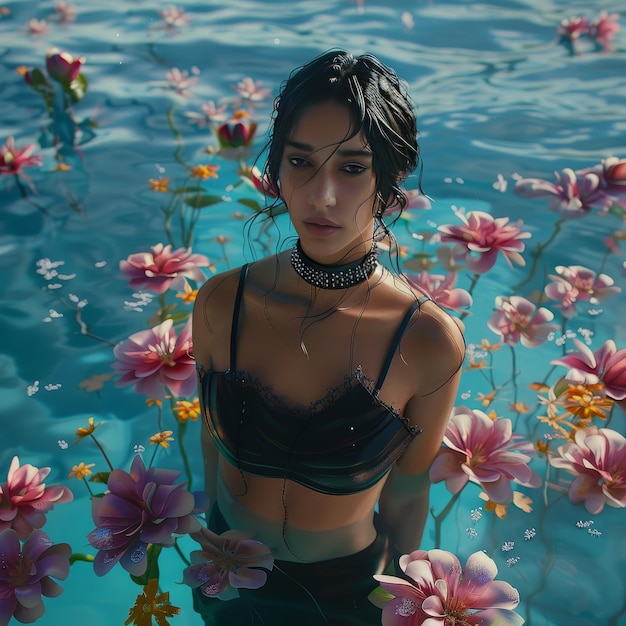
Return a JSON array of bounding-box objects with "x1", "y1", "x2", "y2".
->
[{"x1": 290, "y1": 240, "x2": 378, "y2": 290}]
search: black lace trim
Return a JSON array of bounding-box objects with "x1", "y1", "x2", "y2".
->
[{"x1": 197, "y1": 363, "x2": 420, "y2": 436}]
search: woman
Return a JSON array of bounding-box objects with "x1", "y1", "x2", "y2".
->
[{"x1": 192, "y1": 50, "x2": 465, "y2": 625}]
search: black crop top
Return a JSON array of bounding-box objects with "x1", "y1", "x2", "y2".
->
[{"x1": 198, "y1": 264, "x2": 425, "y2": 496}]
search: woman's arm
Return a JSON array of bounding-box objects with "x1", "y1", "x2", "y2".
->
[{"x1": 378, "y1": 306, "x2": 464, "y2": 555}]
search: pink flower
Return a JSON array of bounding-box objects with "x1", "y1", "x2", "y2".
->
[
  {"x1": 45, "y1": 48, "x2": 85, "y2": 86},
  {"x1": 407, "y1": 271, "x2": 472, "y2": 313},
  {"x1": 27, "y1": 18, "x2": 50, "y2": 35},
  {"x1": 551, "y1": 339, "x2": 626, "y2": 401},
  {"x1": 550, "y1": 426, "x2": 626, "y2": 514},
  {"x1": 437, "y1": 210, "x2": 531, "y2": 274},
  {"x1": 112, "y1": 318, "x2": 196, "y2": 398},
  {"x1": 488, "y1": 295, "x2": 558, "y2": 348},
  {"x1": 159, "y1": 6, "x2": 190, "y2": 27},
  {"x1": 373, "y1": 549, "x2": 522, "y2": 626},
  {"x1": 514, "y1": 168, "x2": 613, "y2": 217},
  {"x1": 544, "y1": 265, "x2": 620, "y2": 318},
  {"x1": 589, "y1": 10, "x2": 621, "y2": 49},
  {"x1": 0, "y1": 529, "x2": 71, "y2": 625},
  {"x1": 165, "y1": 67, "x2": 198, "y2": 96},
  {"x1": 184, "y1": 100, "x2": 228, "y2": 127},
  {"x1": 0, "y1": 137, "x2": 42, "y2": 176},
  {"x1": 183, "y1": 526, "x2": 274, "y2": 601},
  {"x1": 579, "y1": 157, "x2": 626, "y2": 198},
  {"x1": 88, "y1": 455, "x2": 209, "y2": 576},
  {"x1": 233, "y1": 77, "x2": 271, "y2": 102},
  {"x1": 429, "y1": 406, "x2": 541, "y2": 503},
  {"x1": 54, "y1": 2, "x2": 78, "y2": 24},
  {"x1": 0, "y1": 457, "x2": 73, "y2": 540},
  {"x1": 120, "y1": 243, "x2": 210, "y2": 294}
]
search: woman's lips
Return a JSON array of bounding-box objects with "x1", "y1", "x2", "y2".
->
[{"x1": 303, "y1": 220, "x2": 339, "y2": 236}]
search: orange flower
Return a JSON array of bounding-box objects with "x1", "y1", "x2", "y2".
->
[
  {"x1": 146, "y1": 398, "x2": 163, "y2": 408},
  {"x1": 149, "y1": 177, "x2": 172, "y2": 192},
  {"x1": 175, "y1": 280, "x2": 199, "y2": 304},
  {"x1": 173, "y1": 398, "x2": 201, "y2": 422},
  {"x1": 464, "y1": 358, "x2": 489, "y2": 371},
  {"x1": 78, "y1": 373, "x2": 113, "y2": 393},
  {"x1": 476, "y1": 389, "x2": 497, "y2": 407},
  {"x1": 563, "y1": 383, "x2": 613, "y2": 421},
  {"x1": 74, "y1": 416, "x2": 101, "y2": 440},
  {"x1": 189, "y1": 163, "x2": 219, "y2": 180},
  {"x1": 509, "y1": 401, "x2": 531, "y2": 414},
  {"x1": 68, "y1": 462, "x2": 95, "y2": 480},
  {"x1": 125, "y1": 578, "x2": 180, "y2": 626},
  {"x1": 150, "y1": 430, "x2": 174, "y2": 448}
]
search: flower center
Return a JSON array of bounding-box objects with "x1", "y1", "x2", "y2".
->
[
  {"x1": 7, "y1": 554, "x2": 35, "y2": 587},
  {"x1": 444, "y1": 596, "x2": 470, "y2": 626}
]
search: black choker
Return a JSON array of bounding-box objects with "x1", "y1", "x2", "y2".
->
[{"x1": 290, "y1": 240, "x2": 378, "y2": 289}]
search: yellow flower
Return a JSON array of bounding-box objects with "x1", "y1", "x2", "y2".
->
[
  {"x1": 75, "y1": 416, "x2": 101, "y2": 440},
  {"x1": 150, "y1": 430, "x2": 174, "y2": 448},
  {"x1": 68, "y1": 462, "x2": 95, "y2": 480},
  {"x1": 149, "y1": 177, "x2": 172, "y2": 192},
  {"x1": 189, "y1": 163, "x2": 219, "y2": 180},
  {"x1": 509, "y1": 401, "x2": 531, "y2": 414},
  {"x1": 464, "y1": 358, "x2": 489, "y2": 372},
  {"x1": 146, "y1": 398, "x2": 163, "y2": 408},
  {"x1": 53, "y1": 162, "x2": 72, "y2": 171},
  {"x1": 175, "y1": 280, "x2": 199, "y2": 304},
  {"x1": 125, "y1": 578, "x2": 180, "y2": 626},
  {"x1": 173, "y1": 398, "x2": 201, "y2": 422},
  {"x1": 476, "y1": 389, "x2": 497, "y2": 408},
  {"x1": 535, "y1": 439, "x2": 551, "y2": 455}
]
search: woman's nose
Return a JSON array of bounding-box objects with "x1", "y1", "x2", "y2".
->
[{"x1": 308, "y1": 170, "x2": 336, "y2": 209}]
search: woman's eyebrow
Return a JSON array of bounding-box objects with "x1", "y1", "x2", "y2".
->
[{"x1": 285, "y1": 140, "x2": 373, "y2": 159}]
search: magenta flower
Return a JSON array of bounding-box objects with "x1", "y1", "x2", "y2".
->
[
  {"x1": 112, "y1": 318, "x2": 196, "y2": 398},
  {"x1": 216, "y1": 115, "x2": 258, "y2": 149},
  {"x1": 429, "y1": 406, "x2": 541, "y2": 503},
  {"x1": 0, "y1": 457, "x2": 73, "y2": 540},
  {"x1": 550, "y1": 426, "x2": 626, "y2": 514},
  {"x1": 45, "y1": 48, "x2": 85, "y2": 86},
  {"x1": 557, "y1": 15, "x2": 591, "y2": 41},
  {"x1": 437, "y1": 210, "x2": 531, "y2": 274},
  {"x1": 183, "y1": 526, "x2": 274, "y2": 601},
  {"x1": 0, "y1": 529, "x2": 71, "y2": 626},
  {"x1": 488, "y1": 295, "x2": 558, "y2": 348},
  {"x1": 544, "y1": 265, "x2": 621, "y2": 318},
  {"x1": 374, "y1": 549, "x2": 522, "y2": 626},
  {"x1": 88, "y1": 455, "x2": 209, "y2": 576},
  {"x1": 120, "y1": 243, "x2": 210, "y2": 295},
  {"x1": 513, "y1": 167, "x2": 613, "y2": 217},
  {"x1": 0, "y1": 137, "x2": 42, "y2": 177},
  {"x1": 407, "y1": 271, "x2": 472, "y2": 313},
  {"x1": 552, "y1": 338, "x2": 626, "y2": 401}
]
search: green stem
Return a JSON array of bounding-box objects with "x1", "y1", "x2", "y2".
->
[
  {"x1": 166, "y1": 104, "x2": 186, "y2": 167},
  {"x1": 174, "y1": 538, "x2": 190, "y2": 566},
  {"x1": 177, "y1": 418, "x2": 193, "y2": 490},
  {"x1": 513, "y1": 219, "x2": 564, "y2": 293},
  {"x1": 90, "y1": 434, "x2": 114, "y2": 471},
  {"x1": 430, "y1": 490, "x2": 462, "y2": 549}
]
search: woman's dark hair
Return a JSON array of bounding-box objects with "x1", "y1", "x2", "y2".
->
[{"x1": 263, "y1": 49, "x2": 420, "y2": 217}]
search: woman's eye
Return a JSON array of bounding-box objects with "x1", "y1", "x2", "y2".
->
[
  {"x1": 288, "y1": 157, "x2": 309, "y2": 167},
  {"x1": 343, "y1": 163, "x2": 366, "y2": 174}
]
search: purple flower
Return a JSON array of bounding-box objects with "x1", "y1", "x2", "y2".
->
[
  {"x1": 0, "y1": 529, "x2": 71, "y2": 626},
  {"x1": 183, "y1": 526, "x2": 274, "y2": 601},
  {"x1": 87, "y1": 455, "x2": 209, "y2": 576},
  {"x1": 0, "y1": 457, "x2": 73, "y2": 540}
]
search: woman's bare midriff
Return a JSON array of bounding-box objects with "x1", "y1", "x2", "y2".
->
[{"x1": 215, "y1": 459, "x2": 385, "y2": 562}]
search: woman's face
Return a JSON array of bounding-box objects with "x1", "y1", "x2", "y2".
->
[{"x1": 278, "y1": 100, "x2": 378, "y2": 264}]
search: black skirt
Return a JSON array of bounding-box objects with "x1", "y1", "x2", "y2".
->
[{"x1": 192, "y1": 505, "x2": 389, "y2": 626}]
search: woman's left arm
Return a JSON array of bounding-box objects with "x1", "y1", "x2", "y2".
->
[{"x1": 378, "y1": 308, "x2": 465, "y2": 555}]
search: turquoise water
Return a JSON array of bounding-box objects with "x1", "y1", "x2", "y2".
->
[{"x1": 1, "y1": 1, "x2": 625, "y2": 625}]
